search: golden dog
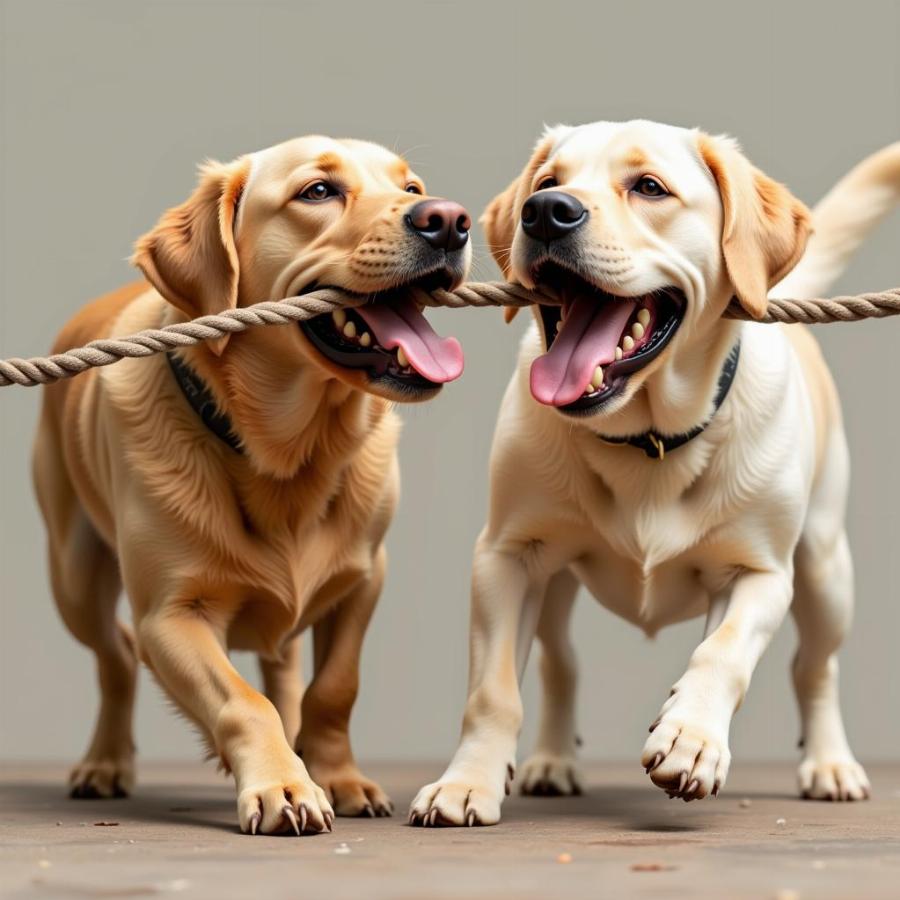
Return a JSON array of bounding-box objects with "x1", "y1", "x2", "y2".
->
[
  {"x1": 411, "y1": 122, "x2": 900, "y2": 826},
  {"x1": 33, "y1": 136, "x2": 471, "y2": 835}
]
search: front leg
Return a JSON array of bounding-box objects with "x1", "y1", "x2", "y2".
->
[
  {"x1": 138, "y1": 602, "x2": 333, "y2": 835},
  {"x1": 296, "y1": 547, "x2": 392, "y2": 818},
  {"x1": 410, "y1": 536, "x2": 544, "y2": 827},
  {"x1": 642, "y1": 570, "x2": 792, "y2": 801}
]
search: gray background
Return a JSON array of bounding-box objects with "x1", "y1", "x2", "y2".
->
[{"x1": 1, "y1": 0, "x2": 899, "y2": 767}]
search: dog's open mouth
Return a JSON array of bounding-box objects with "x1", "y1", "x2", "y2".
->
[
  {"x1": 300, "y1": 270, "x2": 464, "y2": 393},
  {"x1": 531, "y1": 263, "x2": 685, "y2": 414}
]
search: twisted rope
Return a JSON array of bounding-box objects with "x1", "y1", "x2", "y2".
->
[{"x1": 2, "y1": 282, "x2": 899, "y2": 387}]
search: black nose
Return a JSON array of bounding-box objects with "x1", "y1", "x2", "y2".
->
[
  {"x1": 521, "y1": 190, "x2": 587, "y2": 242},
  {"x1": 406, "y1": 199, "x2": 471, "y2": 252}
]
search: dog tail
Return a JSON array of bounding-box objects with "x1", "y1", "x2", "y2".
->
[{"x1": 772, "y1": 141, "x2": 900, "y2": 299}]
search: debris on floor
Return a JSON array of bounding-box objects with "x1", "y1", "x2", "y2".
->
[
  {"x1": 631, "y1": 862, "x2": 678, "y2": 872},
  {"x1": 3, "y1": 762, "x2": 896, "y2": 900}
]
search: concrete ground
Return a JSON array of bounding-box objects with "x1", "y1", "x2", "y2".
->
[{"x1": 1, "y1": 761, "x2": 898, "y2": 900}]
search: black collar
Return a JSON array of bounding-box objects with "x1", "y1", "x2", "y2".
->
[
  {"x1": 166, "y1": 351, "x2": 243, "y2": 454},
  {"x1": 598, "y1": 340, "x2": 741, "y2": 460}
]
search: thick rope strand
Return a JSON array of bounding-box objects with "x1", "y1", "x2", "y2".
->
[
  {"x1": 2, "y1": 283, "x2": 899, "y2": 387},
  {"x1": 725, "y1": 288, "x2": 900, "y2": 323}
]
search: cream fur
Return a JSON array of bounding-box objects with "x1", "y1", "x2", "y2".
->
[{"x1": 411, "y1": 123, "x2": 900, "y2": 826}]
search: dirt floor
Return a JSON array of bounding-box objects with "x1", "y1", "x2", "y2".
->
[{"x1": 1, "y1": 761, "x2": 898, "y2": 899}]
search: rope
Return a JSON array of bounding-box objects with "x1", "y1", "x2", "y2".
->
[{"x1": 2, "y1": 282, "x2": 899, "y2": 387}]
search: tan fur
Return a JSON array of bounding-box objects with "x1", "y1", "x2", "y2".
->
[
  {"x1": 411, "y1": 122, "x2": 894, "y2": 827},
  {"x1": 33, "y1": 136, "x2": 466, "y2": 834},
  {"x1": 698, "y1": 134, "x2": 812, "y2": 318}
]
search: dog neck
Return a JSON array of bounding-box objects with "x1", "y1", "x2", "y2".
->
[{"x1": 179, "y1": 328, "x2": 388, "y2": 482}]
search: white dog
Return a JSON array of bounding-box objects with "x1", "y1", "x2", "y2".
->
[{"x1": 411, "y1": 122, "x2": 900, "y2": 826}]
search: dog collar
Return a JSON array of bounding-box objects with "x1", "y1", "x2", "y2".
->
[
  {"x1": 598, "y1": 340, "x2": 741, "y2": 461},
  {"x1": 166, "y1": 351, "x2": 244, "y2": 454}
]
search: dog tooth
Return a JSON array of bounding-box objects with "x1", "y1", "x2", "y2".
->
[
  {"x1": 396, "y1": 346, "x2": 409, "y2": 368},
  {"x1": 343, "y1": 321, "x2": 357, "y2": 339},
  {"x1": 632, "y1": 322, "x2": 645, "y2": 339},
  {"x1": 592, "y1": 366, "x2": 604, "y2": 389},
  {"x1": 637, "y1": 308, "x2": 651, "y2": 327},
  {"x1": 623, "y1": 335, "x2": 635, "y2": 351},
  {"x1": 359, "y1": 331, "x2": 372, "y2": 347},
  {"x1": 555, "y1": 320, "x2": 562, "y2": 333},
  {"x1": 615, "y1": 346, "x2": 623, "y2": 361},
  {"x1": 333, "y1": 309, "x2": 347, "y2": 328}
]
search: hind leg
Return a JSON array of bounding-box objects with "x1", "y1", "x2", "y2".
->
[
  {"x1": 48, "y1": 516, "x2": 137, "y2": 798},
  {"x1": 296, "y1": 547, "x2": 392, "y2": 817},
  {"x1": 259, "y1": 637, "x2": 303, "y2": 746},
  {"x1": 34, "y1": 413, "x2": 137, "y2": 798},
  {"x1": 792, "y1": 531, "x2": 869, "y2": 801},
  {"x1": 519, "y1": 569, "x2": 582, "y2": 796}
]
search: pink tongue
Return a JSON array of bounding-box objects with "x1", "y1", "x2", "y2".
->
[
  {"x1": 530, "y1": 296, "x2": 637, "y2": 407},
  {"x1": 355, "y1": 296, "x2": 464, "y2": 384}
]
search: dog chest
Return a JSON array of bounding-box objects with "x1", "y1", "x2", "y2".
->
[{"x1": 573, "y1": 548, "x2": 712, "y2": 634}]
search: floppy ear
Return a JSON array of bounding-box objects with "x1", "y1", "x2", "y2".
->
[
  {"x1": 481, "y1": 176, "x2": 520, "y2": 277},
  {"x1": 698, "y1": 134, "x2": 811, "y2": 319},
  {"x1": 132, "y1": 157, "x2": 250, "y2": 354},
  {"x1": 480, "y1": 178, "x2": 523, "y2": 323},
  {"x1": 481, "y1": 131, "x2": 560, "y2": 324}
]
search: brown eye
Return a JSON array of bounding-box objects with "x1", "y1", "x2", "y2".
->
[
  {"x1": 297, "y1": 181, "x2": 339, "y2": 202},
  {"x1": 536, "y1": 175, "x2": 559, "y2": 191},
  {"x1": 405, "y1": 184, "x2": 423, "y2": 194},
  {"x1": 632, "y1": 176, "x2": 668, "y2": 198}
]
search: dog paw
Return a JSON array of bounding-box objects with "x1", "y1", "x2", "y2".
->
[
  {"x1": 309, "y1": 765, "x2": 393, "y2": 817},
  {"x1": 641, "y1": 715, "x2": 730, "y2": 801},
  {"x1": 237, "y1": 760, "x2": 334, "y2": 835},
  {"x1": 798, "y1": 755, "x2": 870, "y2": 801},
  {"x1": 519, "y1": 752, "x2": 583, "y2": 796},
  {"x1": 69, "y1": 754, "x2": 135, "y2": 799},
  {"x1": 408, "y1": 765, "x2": 512, "y2": 827}
]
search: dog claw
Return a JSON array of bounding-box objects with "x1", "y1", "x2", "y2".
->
[
  {"x1": 249, "y1": 811, "x2": 260, "y2": 835},
  {"x1": 428, "y1": 808, "x2": 438, "y2": 827},
  {"x1": 645, "y1": 752, "x2": 663, "y2": 774},
  {"x1": 283, "y1": 805, "x2": 300, "y2": 836},
  {"x1": 466, "y1": 809, "x2": 477, "y2": 827},
  {"x1": 363, "y1": 804, "x2": 375, "y2": 818}
]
